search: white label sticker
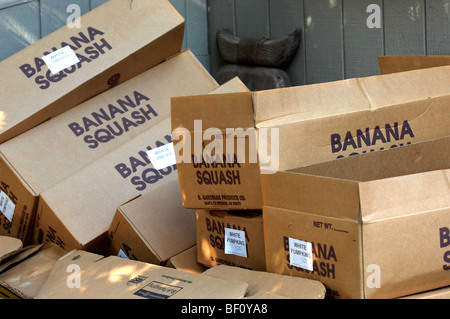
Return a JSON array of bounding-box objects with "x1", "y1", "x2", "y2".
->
[
  {"x1": 224, "y1": 228, "x2": 247, "y2": 258},
  {"x1": 117, "y1": 249, "x2": 129, "y2": 259},
  {"x1": 146, "y1": 142, "x2": 177, "y2": 170},
  {"x1": 42, "y1": 46, "x2": 80, "y2": 74},
  {"x1": 288, "y1": 237, "x2": 313, "y2": 271},
  {"x1": 0, "y1": 191, "x2": 16, "y2": 223}
]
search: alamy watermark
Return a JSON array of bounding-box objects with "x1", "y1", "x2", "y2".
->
[
  {"x1": 66, "y1": 4, "x2": 81, "y2": 29},
  {"x1": 367, "y1": 4, "x2": 382, "y2": 29},
  {"x1": 172, "y1": 120, "x2": 280, "y2": 174}
]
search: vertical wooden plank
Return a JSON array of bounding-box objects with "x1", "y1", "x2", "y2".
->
[
  {"x1": 207, "y1": 0, "x2": 236, "y2": 78},
  {"x1": 304, "y1": 0, "x2": 344, "y2": 84},
  {"x1": 269, "y1": 0, "x2": 306, "y2": 86},
  {"x1": 186, "y1": 0, "x2": 210, "y2": 70},
  {"x1": 169, "y1": 0, "x2": 187, "y2": 50},
  {"x1": 426, "y1": 0, "x2": 450, "y2": 55},
  {"x1": 0, "y1": 1, "x2": 40, "y2": 61},
  {"x1": 384, "y1": 0, "x2": 426, "y2": 55},
  {"x1": 235, "y1": 0, "x2": 269, "y2": 38},
  {"x1": 40, "y1": 0, "x2": 90, "y2": 37},
  {"x1": 0, "y1": 0, "x2": 34, "y2": 10},
  {"x1": 90, "y1": 0, "x2": 108, "y2": 10},
  {"x1": 343, "y1": 0, "x2": 383, "y2": 78}
]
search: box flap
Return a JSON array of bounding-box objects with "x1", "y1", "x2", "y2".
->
[
  {"x1": 379, "y1": 56, "x2": 450, "y2": 74},
  {"x1": 203, "y1": 265, "x2": 326, "y2": 299},
  {"x1": 360, "y1": 169, "x2": 450, "y2": 222},
  {"x1": 0, "y1": 236, "x2": 22, "y2": 259},
  {"x1": 254, "y1": 65, "x2": 450, "y2": 128},
  {"x1": 296, "y1": 136, "x2": 450, "y2": 183},
  {"x1": 171, "y1": 92, "x2": 254, "y2": 131},
  {"x1": 0, "y1": 242, "x2": 66, "y2": 299},
  {"x1": 166, "y1": 245, "x2": 207, "y2": 274},
  {"x1": 254, "y1": 78, "x2": 369, "y2": 127},
  {"x1": 36, "y1": 250, "x2": 248, "y2": 299},
  {"x1": 119, "y1": 179, "x2": 196, "y2": 262},
  {"x1": 209, "y1": 77, "x2": 250, "y2": 94},
  {"x1": 261, "y1": 170, "x2": 361, "y2": 220}
]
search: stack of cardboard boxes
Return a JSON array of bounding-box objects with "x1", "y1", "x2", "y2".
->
[
  {"x1": 172, "y1": 57, "x2": 450, "y2": 299},
  {"x1": 0, "y1": 0, "x2": 449, "y2": 300},
  {"x1": 0, "y1": 0, "x2": 327, "y2": 300}
]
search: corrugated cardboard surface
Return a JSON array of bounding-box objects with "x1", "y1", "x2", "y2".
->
[
  {"x1": 34, "y1": 118, "x2": 178, "y2": 253},
  {"x1": 35, "y1": 250, "x2": 248, "y2": 299},
  {"x1": 0, "y1": 0, "x2": 185, "y2": 144},
  {"x1": 400, "y1": 286, "x2": 450, "y2": 299},
  {"x1": 172, "y1": 91, "x2": 263, "y2": 210},
  {"x1": 203, "y1": 264, "x2": 326, "y2": 299},
  {"x1": 103, "y1": 179, "x2": 196, "y2": 265},
  {"x1": 166, "y1": 246, "x2": 207, "y2": 274},
  {"x1": 0, "y1": 50, "x2": 218, "y2": 244},
  {"x1": 261, "y1": 137, "x2": 450, "y2": 299},
  {"x1": 379, "y1": 56, "x2": 450, "y2": 74},
  {"x1": 196, "y1": 210, "x2": 266, "y2": 271}
]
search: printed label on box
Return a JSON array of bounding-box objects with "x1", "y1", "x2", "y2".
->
[
  {"x1": 224, "y1": 228, "x2": 248, "y2": 258},
  {"x1": 42, "y1": 46, "x2": 80, "y2": 74},
  {"x1": 289, "y1": 237, "x2": 313, "y2": 271},
  {"x1": 133, "y1": 281, "x2": 182, "y2": 299},
  {"x1": 0, "y1": 191, "x2": 15, "y2": 222},
  {"x1": 146, "y1": 142, "x2": 176, "y2": 170}
]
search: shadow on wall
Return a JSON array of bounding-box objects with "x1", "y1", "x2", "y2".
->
[{"x1": 215, "y1": 28, "x2": 301, "y2": 91}]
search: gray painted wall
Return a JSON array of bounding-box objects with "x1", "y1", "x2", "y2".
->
[
  {"x1": 2, "y1": 0, "x2": 450, "y2": 87},
  {"x1": 208, "y1": 0, "x2": 450, "y2": 86},
  {"x1": 0, "y1": 0, "x2": 210, "y2": 69}
]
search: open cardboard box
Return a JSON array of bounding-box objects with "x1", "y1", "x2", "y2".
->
[
  {"x1": 33, "y1": 79, "x2": 247, "y2": 254},
  {"x1": 261, "y1": 136, "x2": 450, "y2": 299},
  {"x1": 172, "y1": 65, "x2": 450, "y2": 210},
  {"x1": 0, "y1": 0, "x2": 185, "y2": 144},
  {"x1": 0, "y1": 50, "x2": 218, "y2": 245}
]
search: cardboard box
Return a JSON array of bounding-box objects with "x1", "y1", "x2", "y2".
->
[
  {"x1": 0, "y1": 237, "x2": 66, "y2": 299},
  {"x1": 35, "y1": 249, "x2": 249, "y2": 299},
  {"x1": 0, "y1": 0, "x2": 185, "y2": 144},
  {"x1": 166, "y1": 246, "x2": 208, "y2": 274},
  {"x1": 203, "y1": 264, "x2": 326, "y2": 299},
  {"x1": 103, "y1": 179, "x2": 196, "y2": 265},
  {"x1": 172, "y1": 81, "x2": 263, "y2": 210},
  {"x1": 33, "y1": 81, "x2": 243, "y2": 254},
  {"x1": 379, "y1": 56, "x2": 450, "y2": 74},
  {"x1": 196, "y1": 210, "x2": 266, "y2": 271},
  {"x1": 253, "y1": 65, "x2": 450, "y2": 172},
  {"x1": 0, "y1": 50, "x2": 218, "y2": 244},
  {"x1": 33, "y1": 118, "x2": 178, "y2": 253},
  {"x1": 261, "y1": 136, "x2": 450, "y2": 299},
  {"x1": 173, "y1": 66, "x2": 450, "y2": 210}
]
